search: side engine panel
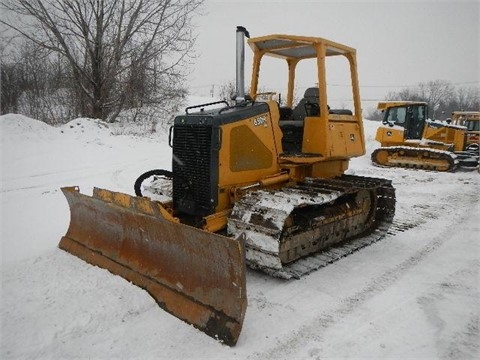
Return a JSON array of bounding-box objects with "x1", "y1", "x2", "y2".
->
[{"x1": 172, "y1": 101, "x2": 282, "y2": 217}]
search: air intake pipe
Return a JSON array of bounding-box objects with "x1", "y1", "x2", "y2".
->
[{"x1": 235, "y1": 26, "x2": 250, "y2": 103}]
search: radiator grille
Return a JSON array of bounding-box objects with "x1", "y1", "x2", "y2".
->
[{"x1": 172, "y1": 124, "x2": 214, "y2": 216}]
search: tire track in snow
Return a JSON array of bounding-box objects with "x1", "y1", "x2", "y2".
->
[
  {"x1": 248, "y1": 191, "x2": 478, "y2": 360},
  {"x1": 417, "y1": 264, "x2": 480, "y2": 359}
]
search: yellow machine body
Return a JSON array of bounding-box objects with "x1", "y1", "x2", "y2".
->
[
  {"x1": 372, "y1": 101, "x2": 477, "y2": 171},
  {"x1": 451, "y1": 111, "x2": 480, "y2": 147},
  {"x1": 60, "y1": 30, "x2": 395, "y2": 346}
]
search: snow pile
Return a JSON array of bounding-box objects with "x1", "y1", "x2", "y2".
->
[
  {"x1": 1, "y1": 108, "x2": 479, "y2": 359},
  {"x1": 0, "y1": 113, "x2": 171, "y2": 265},
  {"x1": 1, "y1": 114, "x2": 57, "y2": 142},
  {"x1": 60, "y1": 118, "x2": 112, "y2": 137}
]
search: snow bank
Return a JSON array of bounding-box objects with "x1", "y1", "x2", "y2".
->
[
  {"x1": 1, "y1": 114, "x2": 57, "y2": 142},
  {"x1": 60, "y1": 118, "x2": 111, "y2": 136}
]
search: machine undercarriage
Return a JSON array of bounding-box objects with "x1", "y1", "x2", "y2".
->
[{"x1": 137, "y1": 173, "x2": 396, "y2": 279}]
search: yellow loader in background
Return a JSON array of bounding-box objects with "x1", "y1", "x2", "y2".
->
[
  {"x1": 450, "y1": 111, "x2": 479, "y2": 151},
  {"x1": 60, "y1": 27, "x2": 396, "y2": 346},
  {"x1": 372, "y1": 101, "x2": 479, "y2": 171}
]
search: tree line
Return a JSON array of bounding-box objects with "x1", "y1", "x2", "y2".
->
[
  {"x1": 366, "y1": 80, "x2": 479, "y2": 121},
  {"x1": 1, "y1": 2, "x2": 478, "y2": 128},
  {"x1": 1, "y1": 0, "x2": 204, "y2": 129}
]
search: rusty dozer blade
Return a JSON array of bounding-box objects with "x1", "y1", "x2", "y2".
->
[{"x1": 59, "y1": 186, "x2": 247, "y2": 346}]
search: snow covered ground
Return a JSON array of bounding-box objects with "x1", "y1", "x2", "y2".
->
[{"x1": 1, "y1": 105, "x2": 479, "y2": 359}]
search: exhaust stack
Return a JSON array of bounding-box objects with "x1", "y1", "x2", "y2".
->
[{"x1": 235, "y1": 26, "x2": 250, "y2": 103}]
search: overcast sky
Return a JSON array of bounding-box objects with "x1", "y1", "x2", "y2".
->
[{"x1": 188, "y1": 0, "x2": 479, "y2": 110}]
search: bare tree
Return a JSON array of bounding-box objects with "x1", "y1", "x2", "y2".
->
[
  {"x1": 218, "y1": 80, "x2": 236, "y2": 104},
  {"x1": 0, "y1": 27, "x2": 21, "y2": 114},
  {"x1": 1, "y1": 38, "x2": 83, "y2": 123},
  {"x1": 385, "y1": 87, "x2": 423, "y2": 102},
  {"x1": 1, "y1": 0, "x2": 204, "y2": 122},
  {"x1": 1, "y1": 61, "x2": 21, "y2": 114},
  {"x1": 455, "y1": 86, "x2": 480, "y2": 111},
  {"x1": 383, "y1": 80, "x2": 478, "y2": 120},
  {"x1": 418, "y1": 80, "x2": 455, "y2": 119},
  {"x1": 363, "y1": 107, "x2": 382, "y2": 121}
]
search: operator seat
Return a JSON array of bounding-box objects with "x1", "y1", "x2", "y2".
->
[
  {"x1": 279, "y1": 87, "x2": 320, "y2": 154},
  {"x1": 292, "y1": 87, "x2": 320, "y2": 121}
]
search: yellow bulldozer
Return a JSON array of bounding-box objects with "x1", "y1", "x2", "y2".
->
[
  {"x1": 450, "y1": 111, "x2": 479, "y2": 151},
  {"x1": 59, "y1": 27, "x2": 396, "y2": 345},
  {"x1": 372, "y1": 101, "x2": 479, "y2": 171}
]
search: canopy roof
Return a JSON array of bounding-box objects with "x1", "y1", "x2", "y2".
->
[
  {"x1": 377, "y1": 101, "x2": 428, "y2": 110},
  {"x1": 247, "y1": 34, "x2": 355, "y2": 60}
]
